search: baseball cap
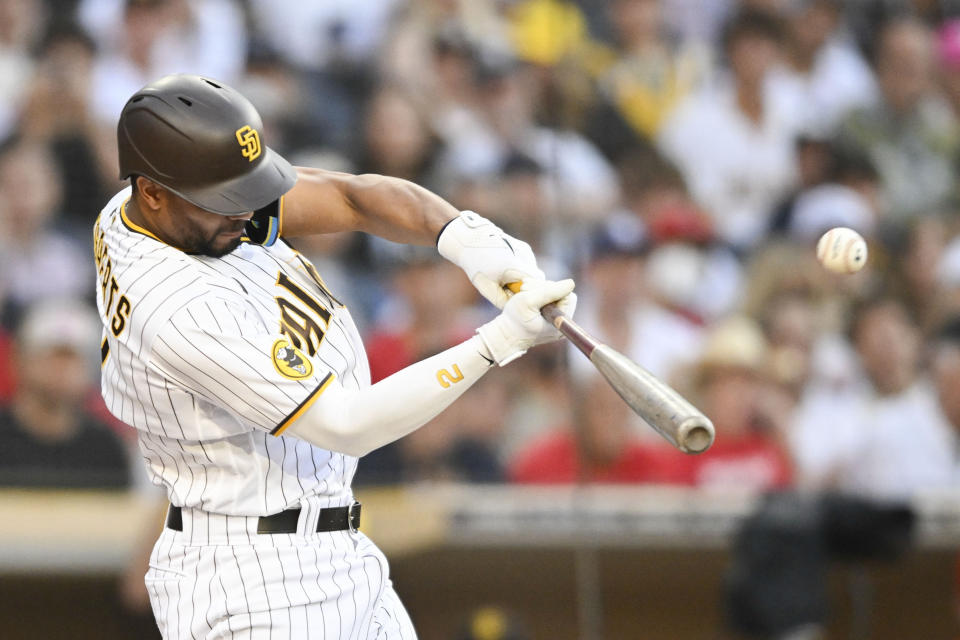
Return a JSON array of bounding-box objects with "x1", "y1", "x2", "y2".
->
[
  {"x1": 789, "y1": 184, "x2": 875, "y2": 240},
  {"x1": 694, "y1": 315, "x2": 770, "y2": 382},
  {"x1": 646, "y1": 203, "x2": 714, "y2": 245},
  {"x1": 16, "y1": 299, "x2": 100, "y2": 362},
  {"x1": 587, "y1": 212, "x2": 647, "y2": 260}
]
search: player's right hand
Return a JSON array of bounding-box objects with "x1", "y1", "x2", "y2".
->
[{"x1": 476, "y1": 279, "x2": 576, "y2": 366}]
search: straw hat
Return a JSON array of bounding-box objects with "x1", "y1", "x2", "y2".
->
[{"x1": 694, "y1": 315, "x2": 770, "y2": 384}]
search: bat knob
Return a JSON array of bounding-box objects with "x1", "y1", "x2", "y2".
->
[{"x1": 678, "y1": 417, "x2": 715, "y2": 454}]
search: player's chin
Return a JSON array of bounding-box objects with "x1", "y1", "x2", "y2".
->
[{"x1": 206, "y1": 231, "x2": 245, "y2": 257}]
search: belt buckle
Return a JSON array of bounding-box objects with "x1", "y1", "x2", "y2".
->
[{"x1": 347, "y1": 501, "x2": 361, "y2": 533}]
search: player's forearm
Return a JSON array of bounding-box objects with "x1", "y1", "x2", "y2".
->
[
  {"x1": 285, "y1": 336, "x2": 493, "y2": 457},
  {"x1": 282, "y1": 168, "x2": 458, "y2": 244},
  {"x1": 346, "y1": 173, "x2": 459, "y2": 245}
]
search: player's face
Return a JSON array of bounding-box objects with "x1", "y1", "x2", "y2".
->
[{"x1": 163, "y1": 196, "x2": 252, "y2": 257}]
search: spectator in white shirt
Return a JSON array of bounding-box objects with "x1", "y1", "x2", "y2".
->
[
  {"x1": 813, "y1": 297, "x2": 956, "y2": 499},
  {"x1": 836, "y1": 16, "x2": 960, "y2": 225},
  {"x1": 570, "y1": 213, "x2": 705, "y2": 399},
  {"x1": 658, "y1": 8, "x2": 803, "y2": 250},
  {"x1": 83, "y1": 0, "x2": 247, "y2": 124},
  {"x1": 247, "y1": 0, "x2": 402, "y2": 73},
  {"x1": 778, "y1": 0, "x2": 878, "y2": 133}
]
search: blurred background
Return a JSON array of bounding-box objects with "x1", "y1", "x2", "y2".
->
[{"x1": 2, "y1": 0, "x2": 960, "y2": 638}]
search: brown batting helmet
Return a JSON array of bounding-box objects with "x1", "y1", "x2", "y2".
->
[{"x1": 117, "y1": 74, "x2": 296, "y2": 215}]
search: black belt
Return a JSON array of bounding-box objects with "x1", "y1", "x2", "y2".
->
[{"x1": 166, "y1": 501, "x2": 362, "y2": 534}]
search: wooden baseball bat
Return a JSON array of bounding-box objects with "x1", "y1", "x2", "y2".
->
[{"x1": 508, "y1": 283, "x2": 715, "y2": 454}]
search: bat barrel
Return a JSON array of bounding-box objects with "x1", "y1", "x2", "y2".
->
[
  {"x1": 506, "y1": 282, "x2": 715, "y2": 454},
  {"x1": 590, "y1": 345, "x2": 715, "y2": 454}
]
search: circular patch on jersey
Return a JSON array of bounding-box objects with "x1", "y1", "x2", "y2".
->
[{"x1": 271, "y1": 339, "x2": 313, "y2": 380}]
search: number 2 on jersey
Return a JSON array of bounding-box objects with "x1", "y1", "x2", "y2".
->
[{"x1": 436, "y1": 365, "x2": 464, "y2": 388}]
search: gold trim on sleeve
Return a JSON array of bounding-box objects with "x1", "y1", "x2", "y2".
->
[{"x1": 271, "y1": 372, "x2": 335, "y2": 436}]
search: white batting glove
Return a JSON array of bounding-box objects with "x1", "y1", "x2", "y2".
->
[
  {"x1": 476, "y1": 279, "x2": 577, "y2": 366},
  {"x1": 437, "y1": 211, "x2": 546, "y2": 309}
]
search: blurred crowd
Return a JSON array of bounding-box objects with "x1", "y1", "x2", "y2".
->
[{"x1": 2, "y1": 0, "x2": 960, "y2": 504}]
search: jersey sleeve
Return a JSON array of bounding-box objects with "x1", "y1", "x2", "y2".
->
[{"x1": 149, "y1": 295, "x2": 333, "y2": 434}]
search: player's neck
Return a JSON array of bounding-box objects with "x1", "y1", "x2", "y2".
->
[
  {"x1": 126, "y1": 194, "x2": 178, "y2": 249},
  {"x1": 125, "y1": 195, "x2": 152, "y2": 231}
]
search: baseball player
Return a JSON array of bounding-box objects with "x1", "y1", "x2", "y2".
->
[{"x1": 94, "y1": 74, "x2": 575, "y2": 639}]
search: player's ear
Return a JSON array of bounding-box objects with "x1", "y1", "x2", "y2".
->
[{"x1": 135, "y1": 176, "x2": 165, "y2": 212}]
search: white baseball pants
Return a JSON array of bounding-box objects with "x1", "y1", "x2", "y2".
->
[{"x1": 145, "y1": 500, "x2": 417, "y2": 639}]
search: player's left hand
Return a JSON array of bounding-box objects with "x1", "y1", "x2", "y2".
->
[
  {"x1": 476, "y1": 278, "x2": 577, "y2": 366},
  {"x1": 437, "y1": 211, "x2": 546, "y2": 309}
]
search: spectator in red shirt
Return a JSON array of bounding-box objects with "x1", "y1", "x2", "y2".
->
[
  {"x1": 509, "y1": 373, "x2": 691, "y2": 485},
  {"x1": 684, "y1": 315, "x2": 794, "y2": 490}
]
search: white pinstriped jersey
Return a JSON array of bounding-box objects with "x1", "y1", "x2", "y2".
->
[{"x1": 94, "y1": 187, "x2": 368, "y2": 515}]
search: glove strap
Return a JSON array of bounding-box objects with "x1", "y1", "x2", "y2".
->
[
  {"x1": 435, "y1": 217, "x2": 457, "y2": 246},
  {"x1": 476, "y1": 318, "x2": 528, "y2": 367}
]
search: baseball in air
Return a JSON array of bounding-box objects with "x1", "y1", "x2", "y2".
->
[{"x1": 816, "y1": 227, "x2": 868, "y2": 274}]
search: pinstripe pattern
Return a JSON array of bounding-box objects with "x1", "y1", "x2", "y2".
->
[
  {"x1": 95, "y1": 188, "x2": 365, "y2": 515},
  {"x1": 96, "y1": 189, "x2": 415, "y2": 638},
  {"x1": 146, "y1": 504, "x2": 417, "y2": 639}
]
